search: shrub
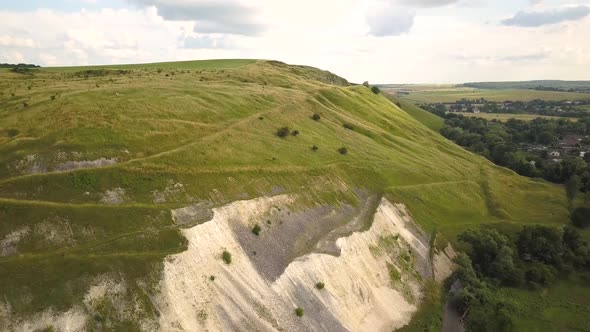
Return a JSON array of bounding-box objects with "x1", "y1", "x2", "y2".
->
[
  {"x1": 396, "y1": 102, "x2": 401, "y2": 107},
  {"x1": 315, "y1": 282, "x2": 325, "y2": 290},
  {"x1": 338, "y1": 147, "x2": 348, "y2": 155},
  {"x1": 291, "y1": 130, "x2": 300, "y2": 136},
  {"x1": 295, "y1": 307, "x2": 304, "y2": 317},
  {"x1": 50, "y1": 95, "x2": 56, "y2": 100},
  {"x1": 362, "y1": 81, "x2": 370, "y2": 87},
  {"x1": 5, "y1": 129, "x2": 19, "y2": 137},
  {"x1": 311, "y1": 145, "x2": 319, "y2": 151},
  {"x1": 312, "y1": 113, "x2": 321, "y2": 121},
  {"x1": 371, "y1": 86, "x2": 380, "y2": 94},
  {"x1": 342, "y1": 123, "x2": 354, "y2": 130},
  {"x1": 276, "y1": 127, "x2": 290, "y2": 138},
  {"x1": 252, "y1": 224, "x2": 262, "y2": 236},
  {"x1": 572, "y1": 207, "x2": 590, "y2": 228},
  {"x1": 23, "y1": 102, "x2": 28, "y2": 108},
  {"x1": 209, "y1": 275, "x2": 215, "y2": 281},
  {"x1": 222, "y1": 250, "x2": 232, "y2": 264}
]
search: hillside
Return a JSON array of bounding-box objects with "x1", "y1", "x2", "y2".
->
[
  {"x1": 382, "y1": 94, "x2": 444, "y2": 131},
  {"x1": 0, "y1": 60, "x2": 570, "y2": 330}
]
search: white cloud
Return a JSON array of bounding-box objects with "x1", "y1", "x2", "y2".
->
[
  {"x1": 0, "y1": 35, "x2": 37, "y2": 48},
  {"x1": 503, "y1": 5, "x2": 590, "y2": 27},
  {"x1": 0, "y1": 1, "x2": 588, "y2": 83}
]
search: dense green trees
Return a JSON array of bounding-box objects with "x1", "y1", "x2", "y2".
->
[
  {"x1": 439, "y1": 114, "x2": 590, "y2": 187},
  {"x1": 451, "y1": 225, "x2": 590, "y2": 331}
]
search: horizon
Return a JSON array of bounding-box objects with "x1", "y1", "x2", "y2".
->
[{"x1": 1, "y1": 0, "x2": 589, "y2": 83}]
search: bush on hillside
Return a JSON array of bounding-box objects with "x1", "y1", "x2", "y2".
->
[
  {"x1": 312, "y1": 113, "x2": 321, "y2": 121},
  {"x1": 295, "y1": 307, "x2": 304, "y2": 317},
  {"x1": 338, "y1": 147, "x2": 348, "y2": 155},
  {"x1": 5, "y1": 129, "x2": 19, "y2": 137},
  {"x1": 222, "y1": 250, "x2": 232, "y2": 264},
  {"x1": 342, "y1": 123, "x2": 354, "y2": 130},
  {"x1": 276, "y1": 127, "x2": 290, "y2": 138},
  {"x1": 252, "y1": 224, "x2": 262, "y2": 236},
  {"x1": 371, "y1": 86, "x2": 380, "y2": 94},
  {"x1": 291, "y1": 130, "x2": 300, "y2": 136},
  {"x1": 315, "y1": 282, "x2": 325, "y2": 290},
  {"x1": 572, "y1": 207, "x2": 590, "y2": 228},
  {"x1": 362, "y1": 81, "x2": 370, "y2": 87},
  {"x1": 311, "y1": 145, "x2": 319, "y2": 151}
]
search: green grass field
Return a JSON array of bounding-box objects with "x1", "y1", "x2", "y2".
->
[
  {"x1": 0, "y1": 59, "x2": 581, "y2": 328},
  {"x1": 455, "y1": 112, "x2": 576, "y2": 122},
  {"x1": 384, "y1": 94, "x2": 444, "y2": 131},
  {"x1": 396, "y1": 88, "x2": 590, "y2": 103}
]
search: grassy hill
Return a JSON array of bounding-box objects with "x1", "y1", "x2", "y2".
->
[
  {"x1": 383, "y1": 94, "x2": 444, "y2": 131},
  {"x1": 0, "y1": 60, "x2": 573, "y2": 328}
]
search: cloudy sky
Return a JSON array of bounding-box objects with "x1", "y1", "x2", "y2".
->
[{"x1": 1, "y1": 0, "x2": 589, "y2": 83}]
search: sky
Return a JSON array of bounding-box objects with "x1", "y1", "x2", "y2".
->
[{"x1": 0, "y1": 0, "x2": 589, "y2": 83}]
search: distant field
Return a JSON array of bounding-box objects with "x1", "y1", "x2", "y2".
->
[
  {"x1": 462, "y1": 80, "x2": 590, "y2": 90},
  {"x1": 396, "y1": 88, "x2": 590, "y2": 103},
  {"x1": 455, "y1": 112, "x2": 577, "y2": 122}
]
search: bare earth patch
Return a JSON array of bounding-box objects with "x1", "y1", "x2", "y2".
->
[
  {"x1": 100, "y1": 188, "x2": 127, "y2": 204},
  {"x1": 0, "y1": 227, "x2": 30, "y2": 256}
]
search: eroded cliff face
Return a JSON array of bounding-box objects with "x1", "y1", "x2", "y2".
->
[
  {"x1": 155, "y1": 196, "x2": 439, "y2": 332},
  {"x1": 0, "y1": 195, "x2": 453, "y2": 332}
]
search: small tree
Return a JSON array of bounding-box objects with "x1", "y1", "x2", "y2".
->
[
  {"x1": 311, "y1": 145, "x2": 319, "y2": 151},
  {"x1": 362, "y1": 81, "x2": 369, "y2": 87},
  {"x1": 295, "y1": 307, "x2": 304, "y2": 317},
  {"x1": 252, "y1": 224, "x2": 262, "y2": 236},
  {"x1": 371, "y1": 86, "x2": 380, "y2": 94},
  {"x1": 312, "y1": 113, "x2": 321, "y2": 121},
  {"x1": 572, "y1": 207, "x2": 590, "y2": 228},
  {"x1": 315, "y1": 282, "x2": 325, "y2": 290},
  {"x1": 338, "y1": 147, "x2": 348, "y2": 155},
  {"x1": 291, "y1": 130, "x2": 300, "y2": 136},
  {"x1": 222, "y1": 250, "x2": 232, "y2": 264},
  {"x1": 276, "y1": 127, "x2": 290, "y2": 138}
]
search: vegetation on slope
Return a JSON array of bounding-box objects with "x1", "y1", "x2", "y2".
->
[{"x1": 0, "y1": 59, "x2": 574, "y2": 328}]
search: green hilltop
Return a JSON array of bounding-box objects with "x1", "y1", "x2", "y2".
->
[{"x1": 0, "y1": 60, "x2": 570, "y2": 325}]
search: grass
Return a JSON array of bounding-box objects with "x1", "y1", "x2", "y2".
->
[
  {"x1": 454, "y1": 112, "x2": 577, "y2": 122},
  {"x1": 499, "y1": 272, "x2": 590, "y2": 331},
  {"x1": 384, "y1": 94, "x2": 444, "y2": 131},
  {"x1": 0, "y1": 59, "x2": 575, "y2": 326}
]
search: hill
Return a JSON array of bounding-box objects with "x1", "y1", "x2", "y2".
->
[{"x1": 0, "y1": 60, "x2": 572, "y2": 330}]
